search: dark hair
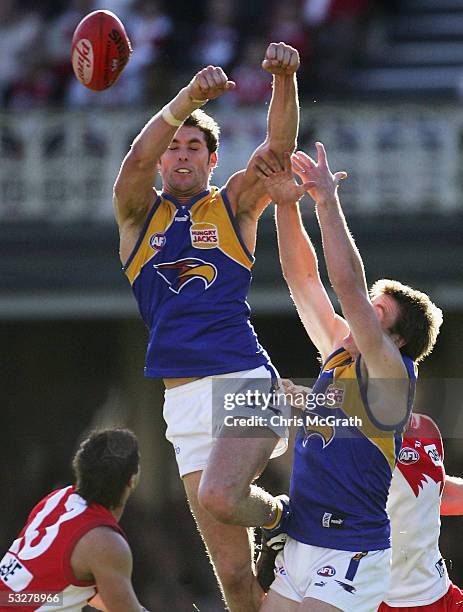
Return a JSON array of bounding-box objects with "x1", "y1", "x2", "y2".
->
[
  {"x1": 72, "y1": 428, "x2": 139, "y2": 509},
  {"x1": 370, "y1": 279, "x2": 443, "y2": 363},
  {"x1": 183, "y1": 109, "x2": 220, "y2": 154}
]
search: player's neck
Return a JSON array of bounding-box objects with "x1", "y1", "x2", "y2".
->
[
  {"x1": 163, "y1": 185, "x2": 209, "y2": 203},
  {"x1": 111, "y1": 505, "x2": 124, "y2": 521}
]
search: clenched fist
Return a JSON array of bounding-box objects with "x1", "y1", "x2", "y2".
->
[
  {"x1": 262, "y1": 42, "x2": 300, "y2": 75},
  {"x1": 187, "y1": 65, "x2": 236, "y2": 102}
]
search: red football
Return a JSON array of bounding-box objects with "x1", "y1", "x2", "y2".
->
[{"x1": 71, "y1": 10, "x2": 132, "y2": 91}]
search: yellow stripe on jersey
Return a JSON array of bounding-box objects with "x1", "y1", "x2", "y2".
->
[
  {"x1": 190, "y1": 188, "x2": 253, "y2": 270},
  {"x1": 125, "y1": 200, "x2": 177, "y2": 285},
  {"x1": 323, "y1": 350, "x2": 397, "y2": 472}
]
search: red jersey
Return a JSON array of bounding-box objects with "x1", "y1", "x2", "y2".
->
[
  {"x1": 0, "y1": 486, "x2": 125, "y2": 611},
  {"x1": 384, "y1": 414, "x2": 449, "y2": 607}
]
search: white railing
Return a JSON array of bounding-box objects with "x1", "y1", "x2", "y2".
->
[{"x1": 0, "y1": 104, "x2": 462, "y2": 221}]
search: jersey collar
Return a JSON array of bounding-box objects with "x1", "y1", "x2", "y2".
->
[{"x1": 162, "y1": 189, "x2": 210, "y2": 210}]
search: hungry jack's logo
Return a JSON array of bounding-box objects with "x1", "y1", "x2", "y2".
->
[{"x1": 154, "y1": 258, "x2": 217, "y2": 294}]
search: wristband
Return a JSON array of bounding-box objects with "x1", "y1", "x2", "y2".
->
[
  {"x1": 190, "y1": 97, "x2": 208, "y2": 106},
  {"x1": 161, "y1": 105, "x2": 183, "y2": 127}
]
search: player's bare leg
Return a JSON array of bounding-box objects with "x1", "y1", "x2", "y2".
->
[
  {"x1": 259, "y1": 590, "x2": 299, "y2": 611},
  {"x1": 298, "y1": 599, "x2": 342, "y2": 611},
  {"x1": 184, "y1": 471, "x2": 264, "y2": 612},
  {"x1": 198, "y1": 429, "x2": 281, "y2": 526}
]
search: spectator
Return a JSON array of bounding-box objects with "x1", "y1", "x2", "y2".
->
[
  {"x1": 0, "y1": 0, "x2": 44, "y2": 107},
  {"x1": 229, "y1": 39, "x2": 272, "y2": 106},
  {"x1": 190, "y1": 0, "x2": 238, "y2": 72}
]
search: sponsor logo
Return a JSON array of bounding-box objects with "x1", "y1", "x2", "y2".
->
[
  {"x1": 435, "y1": 558, "x2": 445, "y2": 578},
  {"x1": 174, "y1": 446, "x2": 181, "y2": 455},
  {"x1": 322, "y1": 512, "x2": 344, "y2": 529},
  {"x1": 326, "y1": 384, "x2": 345, "y2": 407},
  {"x1": 154, "y1": 258, "x2": 217, "y2": 294},
  {"x1": 335, "y1": 580, "x2": 356, "y2": 594},
  {"x1": 0, "y1": 552, "x2": 33, "y2": 590},
  {"x1": 399, "y1": 447, "x2": 420, "y2": 465},
  {"x1": 174, "y1": 213, "x2": 189, "y2": 222},
  {"x1": 149, "y1": 232, "x2": 166, "y2": 251},
  {"x1": 190, "y1": 223, "x2": 219, "y2": 249},
  {"x1": 72, "y1": 39, "x2": 93, "y2": 85},
  {"x1": 317, "y1": 565, "x2": 336, "y2": 578},
  {"x1": 275, "y1": 565, "x2": 286, "y2": 576},
  {"x1": 314, "y1": 581, "x2": 326, "y2": 587},
  {"x1": 424, "y1": 444, "x2": 442, "y2": 466}
]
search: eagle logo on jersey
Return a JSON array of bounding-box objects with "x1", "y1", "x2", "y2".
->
[
  {"x1": 302, "y1": 415, "x2": 335, "y2": 449},
  {"x1": 154, "y1": 258, "x2": 217, "y2": 294}
]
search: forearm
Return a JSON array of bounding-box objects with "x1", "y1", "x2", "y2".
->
[
  {"x1": 441, "y1": 475, "x2": 463, "y2": 515},
  {"x1": 276, "y1": 203, "x2": 320, "y2": 285},
  {"x1": 267, "y1": 74, "x2": 299, "y2": 153},
  {"x1": 130, "y1": 87, "x2": 204, "y2": 166},
  {"x1": 316, "y1": 196, "x2": 367, "y2": 297}
]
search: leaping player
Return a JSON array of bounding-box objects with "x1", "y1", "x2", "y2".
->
[
  {"x1": 253, "y1": 146, "x2": 442, "y2": 611},
  {"x1": 113, "y1": 43, "x2": 300, "y2": 610}
]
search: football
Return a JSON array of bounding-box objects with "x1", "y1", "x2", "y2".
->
[{"x1": 71, "y1": 10, "x2": 132, "y2": 91}]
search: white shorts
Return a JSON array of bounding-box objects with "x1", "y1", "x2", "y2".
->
[
  {"x1": 271, "y1": 537, "x2": 391, "y2": 612},
  {"x1": 163, "y1": 365, "x2": 289, "y2": 477}
]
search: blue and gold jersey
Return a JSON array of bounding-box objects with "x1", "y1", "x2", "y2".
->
[
  {"x1": 286, "y1": 348, "x2": 416, "y2": 551},
  {"x1": 123, "y1": 187, "x2": 271, "y2": 378}
]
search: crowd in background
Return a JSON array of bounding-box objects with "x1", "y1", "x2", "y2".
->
[{"x1": 0, "y1": 0, "x2": 397, "y2": 110}]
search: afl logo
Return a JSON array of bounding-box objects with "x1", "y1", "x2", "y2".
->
[
  {"x1": 399, "y1": 447, "x2": 420, "y2": 465},
  {"x1": 317, "y1": 566, "x2": 336, "y2": 577},
  {"x1": 150, "y1": 233, "x2": 166, "y2": 251}
]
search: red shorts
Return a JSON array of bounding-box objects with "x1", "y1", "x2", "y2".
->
[{"x1": 379, "y1": 583, "x2": 463, "y2": 611}]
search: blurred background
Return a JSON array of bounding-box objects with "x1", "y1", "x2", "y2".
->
[{"x1": 1, "y1": 0, "x2": 463, "y2": 609}]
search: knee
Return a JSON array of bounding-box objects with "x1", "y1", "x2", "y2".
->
[{"x1": 197, "y1": 481, "x2": 239, "y2": 524}]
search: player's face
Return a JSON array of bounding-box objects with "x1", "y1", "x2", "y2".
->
[
  {"x1": 343, "y1": 293, "x2": 402, "y2": 355},
  {"x1": 159, "y1": 126, "x2": 217, "y2": 197}
]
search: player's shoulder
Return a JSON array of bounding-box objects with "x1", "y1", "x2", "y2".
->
[
  {"x1": 71, "y1": 525, "x2": 131, "y2": 583},
  {"x1": 407, "y1": 413, "x2": 441, "y2": 440},
  {"x1": 75, "y1": 526, "x2": 131, "y2": 567},
  {"x1": 26, "y1": 486, "x2": 73, "y2": 523}
]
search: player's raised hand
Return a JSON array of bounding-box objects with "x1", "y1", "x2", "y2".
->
[
  {"x1": 292, "y1": 142, "x2": 347, "y2": 206},
  {"x1": 262, "y1": 42, "x2": 300, "y2": 75},
  {"x1": 254, "y1": 151, "x2": 313, "y2": 205},
  {"x1": 187, "y1": 66, "x2": 236, "y2": 102}
]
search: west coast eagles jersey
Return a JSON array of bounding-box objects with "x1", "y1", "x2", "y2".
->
[
  {"x1": 286, "y1": 348, "x2": 416, "y2": 552},
  {"x1": 123, "y1": 187, "x2": 270, "y2": 378}
]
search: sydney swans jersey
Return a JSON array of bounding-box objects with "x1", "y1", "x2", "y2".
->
[
  {"x1": 384, "y1": 414, "x2": 449, "y2": 607},
  {"x1": 286, "y1": 348, "x2": 416, "y2": 551},
  {"x1": 124, "y1": 188, "x2": 270, "y2": 378},
  {"x1": 0, "y1": 486, "x2": 125, "y2": 611}
]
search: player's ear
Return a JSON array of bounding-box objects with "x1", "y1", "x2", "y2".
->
[{"x1": 209, "y1": 151, "x2": 218, "y2": 169}]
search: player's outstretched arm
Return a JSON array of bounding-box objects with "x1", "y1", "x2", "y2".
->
[
  {"x1": 296, "y1": 143, "x2": 407, "y2": 379},
  {"x1": 113, "y1": 66, "x2": 235, "y2": 231},
  {"x1": 255, "y1": 151, "x2": 349, "y2": 361},
  {"x1": 441, "y1": 475, "x2": 463, "y2": 515},
  {"x1": 74, "y1": 527, "x2": 146, "y2": 612},
  {"x1": 226, "y1": 43, "x2": 300, "y2": 224}
]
